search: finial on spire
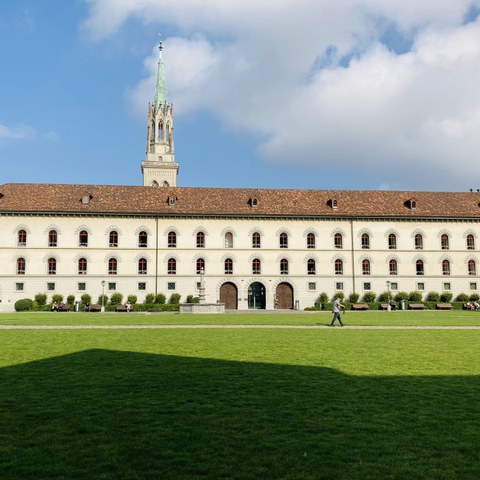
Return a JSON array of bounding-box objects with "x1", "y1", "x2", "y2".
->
[{"x1": 158, "y1": 33, "x2": 163, "y2": 52}]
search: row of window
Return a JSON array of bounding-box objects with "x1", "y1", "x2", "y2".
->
[
  {"x1": 15, "y1": 229, "x2": 478, "y2": 250},
  {"x1": 15, "y1": 257, "x2": 478, "y2": 277}
]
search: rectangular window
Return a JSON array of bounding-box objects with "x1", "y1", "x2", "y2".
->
[
  {"x1": 308, "y1": 282, "x2": 316, "y2": 291},
  {"x1": 390, "y1": 282, "x2": 398, "y2": 291},
  {"x1": 78, "y1": 282, "x2": 86, "y2": 291},
  {"x1": 108, "y1": 282, "x2": 116, "y2": 291},
  {"x1": 470, "y1": 282, "x2": 477, "y2": 290},
  {"x1": 443, "y1": 282, "x2": 451, "y2": 291},
  {"x1": 47, "y1": 283, "x2": 55, "y2": 291},
  {"x1": 335, "y1": 282, "x2": 344, "y2": 291},
  {"x1": 15, "y1": 282, "x2": 24, "y2": 291},
  {"x1": 417, "y1": 282, "x2": 425, "y2": 291},
  {"x1": 138, "y1": 282, "x2": 146, "y2": 291},
  {"x1": 168, "y1": 282, "x2": 176, "y2": 291},
  {"x1": 363, "y1": 282, "x2": 371, "y2": 291}
]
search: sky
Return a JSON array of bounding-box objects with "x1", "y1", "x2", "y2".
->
[{"x1": 2, "y1": 0, "x2": 480, "y2": 192}]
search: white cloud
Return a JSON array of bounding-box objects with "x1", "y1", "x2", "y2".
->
[
  {"x1": 0, "y1": 123, "x2": 36, "y2": 141},
  {"x1": 84, "y1": 0, "x2": 480, "y2": 189}
]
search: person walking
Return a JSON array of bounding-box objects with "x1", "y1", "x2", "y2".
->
[{"x1": 330, "y1": 297, "x2": 345, "y2": 327}]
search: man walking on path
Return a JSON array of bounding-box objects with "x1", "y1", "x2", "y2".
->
[{"x1": 330, "y1": 298, "x2": 345, "y2": 327}]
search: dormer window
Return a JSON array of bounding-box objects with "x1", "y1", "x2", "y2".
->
[
  {"x1": 81, "y1": 194, "x2": 93, "y2": 205},
  {"x1": 168, "y1": 196, "x2": 176, "y2": 206},
  {"x1": 249, "y1": 197, "x2": 258, "y2": 208},
  {"x1": 405, "y1": 199, "x2": 417, "y2": 210},
  {"x1": 327, "y1": 199, "x2": 338, "y2": 209}
]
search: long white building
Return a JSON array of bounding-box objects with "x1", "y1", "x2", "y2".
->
[{"x1": 0, "y1": 43, "x2": 479, "y2": 312}]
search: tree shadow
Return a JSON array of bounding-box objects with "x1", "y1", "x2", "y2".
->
[{"x1": 1, "y1": 350, "x2": 479, "y2": 479}]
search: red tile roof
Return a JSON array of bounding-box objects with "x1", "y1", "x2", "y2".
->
[{"x1": 1, "y1": 183, "x2": 480, "y2": 219}]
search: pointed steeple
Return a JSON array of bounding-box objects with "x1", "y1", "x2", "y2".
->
[
  {"x1": 154, "y1": 41, "x2": 168, "y2": 109},
  {"x1": 142, "y1": 39, "x2": 179, "y2": 187}
]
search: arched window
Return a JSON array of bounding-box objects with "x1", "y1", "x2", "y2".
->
[
  {"x1": 138, "y1": 231, "x2": 148, "y2": 248},
  {"x1": 441, "y1": 234, "x2": 449, "y2": 250},
  {"x1": 467, "y1": 234, "x2": 475, "y2": 250},
  {"x1": 224, "y1": 258, "x2": 233, "y2": 275},
  {"x1": 17, "y1": 258, "x2": 26, "y2": 275},
  {"x1": 109, "y1": 231, "x2": 118, "y2": 247},
  {"x1": 48, "y1": 258, "x2": 57, "y2": 275},
  {"x1": 307, "y1": 233, "x2": 316, "y2": 249},
  {"x1": 280, "y1": 258, "x2": 289, "y2": 275},
  {"x1": 78, "y1": 258, "x2": 87, "y2": 275},
  {"x1": 79, "y1": 230, "x2": 88, "y2": 247},
  {"x1": 196, "y1": 232, "x2": 205, "y2": 248},
  {"x1": 468, "y1": 260, "x2": 476, "y2": 276},
  {"x1": 17, "y1": 229, "x2": 27, "y2": 247},
  {"x1": 442, "y1": 259, "x2": 450, "y2": 276},
  {"x1": 307, "y1": 259, "x2": 316, "y2": 275},
  {"x1": 416, "y1": 259, "x2": 424, "y2": 275},
  {"x1": 225, "y1": 232, "x2": 233, "y2": 248},
  {"x1": 108, "y1": 258, "x2": 117, "y2": 275},
  {"x1": 389, "y1": 259, "x2": 397, "y2": 275},
  {"x1": 138, "y1": 258, "x2": 147, "y2": 275},
  {"x1": 279, "y1": 232, "x2": 288, "y2": 248},
  {"x1": 168, "y1": 231, "x2": 177, "y2": 248},
  {"x1": 252, "y1": 232, "x2": 261, "y2": 248},
  {"x1": 252, "y1": 258, "x2": 261, "y2": 274},
  {"x1": 196, "y1": 258, "x2": 205, "y2": 274},
  {"x1": 361, "y1": 233, "x2": 370, "y2": 249},
  {"x1": 335, "y1": 259, "x2": 343, "y2": 275},
  {"x1": 168, "y1": 258, "x2": 176, "y2": 275},
  {"x1": 334, "y1": 233, "x2": 343, "y2": 249},
  {"x1": 48, "y1": 230, "x2": 58, "y2": 247},
  {"x1": 362, "y1": 259, "x2": 370, "y2": 275},
  {"x1": 415, "y1": 234, "x2": 423, "y2": 250},
  {"x1": 388, "y1": 233, "x2": 397, "y2": 250}
]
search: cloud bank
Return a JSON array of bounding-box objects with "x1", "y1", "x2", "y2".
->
[{"x1": 83, "y1": 0, "x2": 480, "y2": 189}]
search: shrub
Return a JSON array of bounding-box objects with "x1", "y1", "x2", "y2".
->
[
  {"x1": 98, "y1": 294, "x2": 108, "y2": 306},
  {"x1": 66, "y1": 295, "x2": 75, "y2": 305},
  {"x1": 348, "y1": 293, "x2": 360, "y2": 303},
  {"x1": 35, "y1": 293, "x2": 47, "y2": 306},
  {"x1": 81, "y1": 294, "x2": 92, "y2": 305},
  {"x1": 377, "y1": 291, "x2": 390, "y2": 302},
  {"x1": 169, "y1": 293, "x2": 181, "y2": 304},
  {"x1": 394, "y1": 291, "x2": 409, "y2": 301},
  {"x1": 314, "y1": 292, "x2": 329, "y2": 308},
  {"x1": 52, "y1": 294, "x2": 63, "y2": 304},
  {"x1": 145, "y1": 294, "x2": 155, "y2": 304},
  {"x1": 127, "y1": 295, "x2": 137, "y2": 304},
  {"x1": 110, "y1": 293, "x2": 123, "y2": 305},
  {"x1": 440, "y1": 292, "x2": 453, "y2": 302},
  {"x1": 155, "y1": 293, "x2": 166, "y2": 304},
  {"x1": 469, "y1": 293, "x2": 480, "y2": 302},
  {"x1": 186, "y1": 295, "x2": 199, "y2": 303},
  {"x1": 409, "y1": 291, "x2": 423, "y2": 302},
  {"x1": 15, "y1": 298, "x2": 33, "y2": 312},
  {"x1": 455, "y1": 293, "x2": 469, "y2": 302},
  {"x1": 362, "y1": 292, "x2": 376, "y2": 303},
  {"x1": 426, "y1": 291, "x2": 440, "y2": 302},
  {"x1": 332, "y1": 292, "x2": 344, "y2": 301}
]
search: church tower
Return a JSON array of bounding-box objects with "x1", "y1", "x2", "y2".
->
[{"x1": 142, "y1": 41, "x2": 179, "y2": 187}]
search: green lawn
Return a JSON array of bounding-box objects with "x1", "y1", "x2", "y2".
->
[
  {"x1": 1, "y1": 322, "x2": 480, "y2": 479},
  {"x1": 2, "y1": 309, "x2": 480, "y2": 326}
]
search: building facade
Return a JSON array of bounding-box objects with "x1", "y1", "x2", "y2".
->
[{"x1": 0, "y1": 44, "x2": 479, "y2": 312}]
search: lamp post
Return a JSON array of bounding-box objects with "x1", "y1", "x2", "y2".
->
[
  {"x1": 386, "y1": 280, "x2": 391, "y2": 311},
  {"x1": 101, "y1": 280, "x2": 106, "y2": 313}
]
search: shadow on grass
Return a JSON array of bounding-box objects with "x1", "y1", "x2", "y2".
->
[{"x1": 1, "y1": 350, "x2": 479, "y2": 480}]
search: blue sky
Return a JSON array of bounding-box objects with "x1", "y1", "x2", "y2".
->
[{"x1": 2, "y1": 1, "x2": 480, "y2": 192}]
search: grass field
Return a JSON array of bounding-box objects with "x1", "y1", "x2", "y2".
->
[{"x1": 1, "y1": 312, "x2": 480, "y2": 479}]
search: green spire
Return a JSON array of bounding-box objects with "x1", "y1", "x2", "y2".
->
[{"x1": 154, "y1": 41, "x2": 168, "y2": 108}]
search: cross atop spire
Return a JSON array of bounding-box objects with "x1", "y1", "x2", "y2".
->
[{"x1": 154, "y1": 38, "x2": 168, "y2": 108}]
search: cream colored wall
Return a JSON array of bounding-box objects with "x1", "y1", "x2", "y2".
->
[{"x1": 1, "y1": 214, "x2": 479, "y2": 312}]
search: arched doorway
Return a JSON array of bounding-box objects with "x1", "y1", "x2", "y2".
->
[
  {"x1": 275, "y1": 282, "x2": 294, "y2": 309},
  {"x1": 220, "y1": 282, "x2": 238, "y2": 310},
  {"x1": 248, "y1": 282, "x2": 266, "y2": 309}
]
